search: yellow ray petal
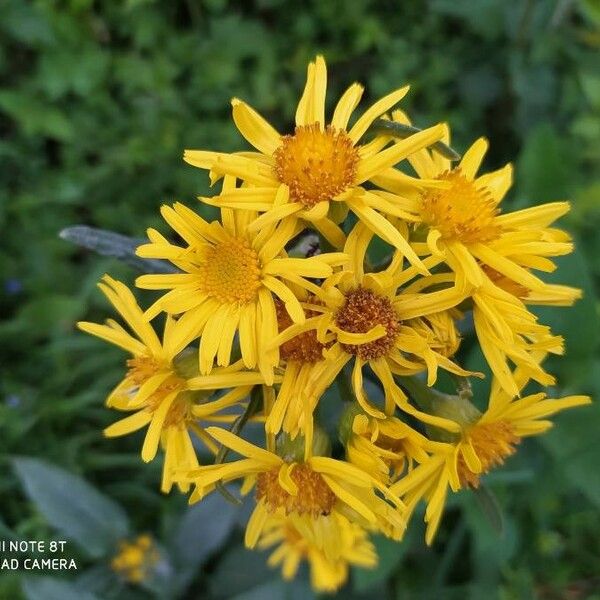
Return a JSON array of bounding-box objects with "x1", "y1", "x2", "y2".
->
[
  {"x1": 331, "y1": 82, "x2": 364, "y2": 130},
  {"x1": 459, "y1": 137, "x2": 488, "y2": 180},
  {"x1": 104, "y1": 410, "x2": 152, "y2": 438},
  {"x1": 355, "y1": 124, "x2": 445, "y2": 183},
  {"x1": 348, "y1": 86, "x2": 410, "y2": 143},
  {"x1": 205, "y1": 427, "x2": 282, "y2": 464},
  {"x1": 232, "y1": 98, "x2": 281, "y2": 156},
  {"x1": 141, "y1": 391, "x2": 178, "y2": 462}
]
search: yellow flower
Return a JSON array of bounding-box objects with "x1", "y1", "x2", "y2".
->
[
  {"x1": 373, "y1": 111, "x2": 580, "y2": 397},
  {"x1": 77, "y1": 275, "x2": 268, "y2": 492},
  {"x1": 346, "y1": 411, "x2": 442, "y2": 486},
  {"x1": 135, "y1": 178, "x2": 347, "y2": 384},
  {"x1": 375, "y1": 110, "x2": 575, "y2": 294},
  {"x1": 391, "y1": 365, "x2": 591, "y2": 545},
  {"x1": 407, "y1": 309, "x2": 463, "y2": 360},
  {"x1": 111, "y1": 534, "x2": 159, "y2": 584},
  {"x1": 471, "y1": 277, "x2": 566, "y2": 397},
  {"x1": 184, "y1": 55, "x2": 444, "y2": 270},
  {"x1": 184, "y1": 427, "x2": 405, "y2": 542},
  {"x1": 267, "y1": 222, "x2": 476, "y2": 437},
  {"x1": 252, "y1": 510, "x2": 376, "y2": 593}
]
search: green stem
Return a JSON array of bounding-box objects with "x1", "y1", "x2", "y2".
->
[
  {"x1": 336, "y1": 366, "x2": 355, "y2": 402},
  {"x1": 397, "y1": 375, "x2": 457, "y2": 414},
  {"x1": 214, "y1": 387, "x2": 262, "y2": 505}
]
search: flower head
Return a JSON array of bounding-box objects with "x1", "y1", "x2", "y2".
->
[
  {"x1": 111, "y1": 534, "x2": 160, "y2": 584},
  {"x1": 78, "y1": 276, "x2": 267, "y2": 492},
  {"x1": 374, "y1": 111, "x2": 581, "y2": 396},
  {"x1": 135, "y1": 181, "x2": 347, "y2": 384},
  {"x1": 184, "y1": 56, "x2": 444, "y2": 272},
  {"x1": 392, "y1": 365, "x2": 591, "y2": 545},
  {"x1": 183, "y1": 426, "x2": 405, "y2": 543},
  {"x1": 253, "y1": 511, "x2": 376, "y2": 593},
  {"x1": 267, "y1": 222, "x2": 477, "y2": 437}
]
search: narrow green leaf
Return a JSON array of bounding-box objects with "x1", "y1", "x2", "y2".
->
[
  {"x1": 12, "y1": 457, "x2": 130, "y2": 558},
  {"x1": 370, "y1": 119, "x2": 461, "y2": 161},
  {"x1": 22, "y1": 577, "x2": 100, "y2": 600},
  {"x1": 59, "y1": 226, "x2": 179, "y2": 274},
  {"x1": 169, "y1": 492, "x2": 239, "y2": 593},
  {"x1": 472, "y1": 484, "x2": 504, "y2": 536}
]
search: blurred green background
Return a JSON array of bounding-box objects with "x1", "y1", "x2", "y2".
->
[{"x1": 1, "y1": 1, "x2": 599, "y2": 598}]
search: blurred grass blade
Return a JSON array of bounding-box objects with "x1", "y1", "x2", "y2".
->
[
  {"x1": 370, "y1": 119, "x2": 461, "y2": 161},
  {"x1": 59, "y1": 225, "x2": 179, "y2": 274},
  {"x1": 473, "y1": 483, "x2": 504, "y2": 536}
]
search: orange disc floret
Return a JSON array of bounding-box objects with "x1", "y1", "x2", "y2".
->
[
  {"x1": 256, "y1": 464, "x2": 337, "y2": 516},
  {"x1": 335, "y1": 287, "x2": 400, "y2": 360},
  {"x1": 274, "y1": 124, "x2": 359, "y2": 208},
  {"x1": 420, "y1": 169, "x2": 501, "y2": 244},
  {"x1": 275, "y1": 298, "x2": 328, "y2": 363},
  {"x1": 457, "y1": 421, "x2": 521, "y2": 488}
]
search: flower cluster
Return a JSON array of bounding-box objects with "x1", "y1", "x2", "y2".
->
[{"x1": 79, "y1": 57, "x2": 590, "y2": 592}]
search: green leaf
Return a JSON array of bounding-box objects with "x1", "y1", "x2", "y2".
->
[
  {"x1": 460, "y1": 492, "x2": 518, "y2": 585},
  {"x1": 473, "y1": 484, "x2": 504, "y2": 536},
  {"x1": 169, "y1": 492, "x2": 239, "y2": 593},
  {"x1": 12, "y1": 457, "x2": 130, "y2": 558},
  {"x1": 230, "y1": 579, "x2": 314, "y2": 600},
  {"x1": 210, "y1": 545, "x2": 274, "y2": 597},
  {"x1": 59, "y1": 225, "x2": 179, "y2": 274},
  {"x1": 353, "y1": 534, "x2": 408, "y2": 592},
  {"x1": 22, "y1": 577, "x2": 100, "y2": 600}
]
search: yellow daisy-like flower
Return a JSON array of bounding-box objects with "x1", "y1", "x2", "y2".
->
[
  {"x1": 184, "y1": 426, "x2": 405, "y2": 542},
  {"x1": 345, "y1": 410, "x2": 443, "y2": 486},
  {"x1": 373, "y1": 111, "x2": 580, "y2": 396},
  {"x1": 397, "y1": 263, "x2": 567, "y2": 398},
  {"x1": 252, "y1": 510, "x2": 376, "y2": 593},
  {"x1": 375, "y1": 110, "x2": 575, "y2": 293},
  {"x1": 111, "y1": 534, "x2": 160, "y2": 584},
  {"x1": 407, "y1": 308, "x2": 463, "y2": 360},
  {"x1": 470, "y1": 276, "x2": 566, "y2": 397},
  {"x1": 184, "y1": 55, "x2": 445, "y2": 270},
  {"x1": 391, "y1": 365, "x2": 591, "y2": 545},
  {"x1": 77, "y1": 275, "x2": 268, "y2": 492},
  {"x1": 135, "y1": 177, "x2": 347, "y2": 385},
  {"x1": 267, "y1": 222, "x2": 475, "y2": 437}
]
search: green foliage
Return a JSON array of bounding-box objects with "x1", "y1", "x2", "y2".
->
[
  {"x1": 1, "y1": 0, "x2": 599, "y2": 598},
  {"x1": 12, "y1": 457, "x2": 130, "y2": 558}
]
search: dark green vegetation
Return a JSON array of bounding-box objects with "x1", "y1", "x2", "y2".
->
[{"x1": 1, "y1": 1, "x2": 599, "y2": 598}]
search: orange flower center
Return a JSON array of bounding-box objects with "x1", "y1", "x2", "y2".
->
[
  {"x1": 126, "y1": 356, "x2": 188, "y2": 427},
  {"x1": 457, "y1": 421, "x2": 521, "y2": 488},
  {"x1": 197, "y1": 236, "x2": 262, "y2": 304},
  {"x1": 420, "y1": 169, "x2": 501, "y2": 244},
  {"x1": 256, "y1": 464, "x2": 336, "y2": 516},
  {"x1": 126, "y1": 356, "x2": 161, "y2": 385},
  {"x1": 274, "y1": 124, "x2": 359, "y2": 208},
  {"x1": 335, "y1": 287, "x2": 400, "y2": 360},
  {"x1": 275, "y1": 298, "x2": 328, "y2": 363}
]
